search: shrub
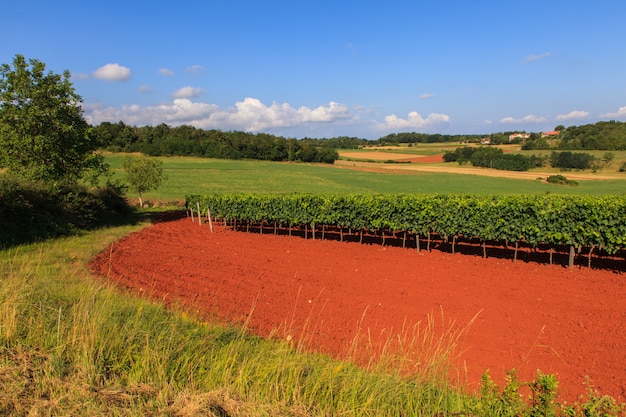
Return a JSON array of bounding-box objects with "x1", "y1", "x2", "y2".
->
[
  {"x1": 546, "y1": 175, "x2": 579, "y2": 186},
  {"x1": 0, "y1": 175, "x2": 132, "y2": 247}
]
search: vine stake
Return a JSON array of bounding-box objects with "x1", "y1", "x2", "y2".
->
[{"x1": 207, "y1": 207, "x2": 214, "y2": 233}]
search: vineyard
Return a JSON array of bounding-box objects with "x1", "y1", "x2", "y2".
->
[{"x1": 186, "y1": 193, "x2": 626, "y2": 269}]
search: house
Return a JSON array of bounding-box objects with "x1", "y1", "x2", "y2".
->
[
  {"x1": 541, "y1": 131, "x2": 560, "y2": 138},
  {"x1": 480, "y1": 137, "x2": 491, "y2": 144},
  {"x1": 509, "y1": 133, "x2": 530, "y2": 141}
]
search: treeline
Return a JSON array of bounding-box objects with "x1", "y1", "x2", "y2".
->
[
  {"x1": 377, "y1": 132, "x2": 484, "y2": 145},
  {"x1": 443, "y1": 147, "x2": 602, "y2": 171},
  {"x1": 380, "y1": 121, "x2": 626, "y2": 149},
  {"x1": 92, "y1": 122, "x2": 360, "y2": 163},
  {"x1": 523, "y1": 121, "x2": 626, "y2": 150},
  {"x1": 443, "y1": 148, "x2": 547, "y2": 171}
]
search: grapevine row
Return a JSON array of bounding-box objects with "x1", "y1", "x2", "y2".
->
[{"x1": 186, "y1": 193, "x2": 626, "y2": 263}]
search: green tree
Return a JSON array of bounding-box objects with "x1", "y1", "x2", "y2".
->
[
  {"x1": 0, "y1": 55, "x2": 104, "y2": 183},
  {"x1": 122, "y1": 155, "x2": 166, "y2": 207}
]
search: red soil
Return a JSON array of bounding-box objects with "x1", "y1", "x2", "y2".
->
[{"x1": 89, "y1": 215, "x2": 626, "y2": 403}]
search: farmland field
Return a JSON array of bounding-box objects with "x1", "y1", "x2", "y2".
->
[
  {"x1": 104, "y1": 152, "x2": 626, "y2": 204},
  {"x1": 90, "y1": 215, "x2": 626, "y2": 403},
  {"x1": 92, "y1": 151, "x2": 626, "y2": 407}
]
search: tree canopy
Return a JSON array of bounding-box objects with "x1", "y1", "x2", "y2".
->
[
  {"x1": 122, "y1": 155, "x2": 166, "y2": 207},
  {"x1": 0, "y1": 55, "x2": 104, "y2": 183}
]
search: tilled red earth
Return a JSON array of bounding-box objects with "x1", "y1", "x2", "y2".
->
[{"x1": 89, "y1": 215, "x2": 626, "y2": 403}]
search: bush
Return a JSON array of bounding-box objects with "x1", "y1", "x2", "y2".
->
[
  {"x1": 546, "y1": 175, "x2": 579, "y2": 186},
  {"x1": 0, "y1": 175, "x2": 132, "y2": 247}
]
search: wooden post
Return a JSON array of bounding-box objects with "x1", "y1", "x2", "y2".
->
[
  {"x1": 568, "y1": 245, "x2": 575, "y2": 268},
  {"x1": 207, "y1": 207, "x2": 214, "y2": 233},
  {"x1": 549, "y1": 248, "x2": 553, "y2": 265},
  {"x1": 196, "y1": 202, "x2": 202, "y2": 225}
]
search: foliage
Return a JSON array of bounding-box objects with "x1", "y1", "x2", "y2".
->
[
  {"x1": 378, "y1": 131, "x2": 483, "y2": 144},
  {"x1": 443, "y1": 146, "x2": 539, "y2": 171},
  {"x1": 93, "y1": 121, "x2": 339, "y2": 163},
  {"x1": 0, "y1": 55, "x2": 106, "y2": 184},
  {"x1": 559, "y1": 121, "x2": 626, "y2": 150},
  {"x1": 122, "y1": 155, "x2": 166, "y2": 207},
  {"x1": 491, "y1": 153, "x2": 532, "y2": 171},
  {"x1": 188, "y1": 193, "x2": 626, "y2": 255},
  {"x1": 546, "y1": 175, "x2": 579, "y2": 186},
  {"x1": 470, "y1": 147, "x2": 505, "y2": 168},
  {"x1": 551, "y1": 151, "x2": 596, "y2": 170},
  {"x1": 0, "y1": 174, "x2": 131, "y2": 247}
]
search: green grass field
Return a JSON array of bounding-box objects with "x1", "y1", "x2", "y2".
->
[{"x1": 105, "y1": 154, "x2": 626, "y2": 204}]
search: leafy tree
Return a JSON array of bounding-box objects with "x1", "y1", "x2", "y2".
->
[
  {"x1": 491, "y1": 154, "x2": 531, "y2": 171},
  {"x1": 0, "y1": 55, "x2": 104, "y2": 183},
  {"x1": 469, "y1": 147, "x2": 504, "y2": 168},
  {"x1": 122, "y1": 155, "x2": 166, "y2": 207}
]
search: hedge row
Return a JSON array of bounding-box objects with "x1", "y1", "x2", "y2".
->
[{"x1": 185, "y1": 193, "x2": 626, "y2": 255}]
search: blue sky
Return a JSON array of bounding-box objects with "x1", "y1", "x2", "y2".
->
[{"x1": 3, "y1": 1, "x2": 625, "y2": 139}]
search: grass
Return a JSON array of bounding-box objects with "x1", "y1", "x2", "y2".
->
[
  {"x1": 104, "y1": 154, "x2": 626, "y2": 204},
  {"x1": 2, "y1": 222, "x2": 623, "y2": 415},
  {"x1": 0, "y1": 223, "x2": 478, "y2": 416}
]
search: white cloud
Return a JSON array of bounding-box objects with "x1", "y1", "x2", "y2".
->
[
  {"x1": 500, "y1": 114, "x2": 547, "y2": 124},
  {"x1": 186, "y1": 65, "x2": 206, "y2": 75},
  {"x1": 600, "y1": 106, "x2": 626, "y2": 119},
  {"x1": 228, "y1": 98, "x2": 350, "y2": 131},
  {"x1": 171, "y1": 86, "x2": 206, "y2": 99},
  {"x1": 376, "y1": 111, "x2": 450, "y2": 130},
  {"x1": 521, "y1": 52, "x2": 552, "y2": 64},
  {"x1": 83, "y1": 98, "x2": 351, "y2": 132},
  {"x1": 92, "y1": 63, "x2": 131, "y2": 81},
  {"x1": 556, "y1": 110, "x2": 589, "y2": 121},
  {"x1": 419, "y1": 93, "x2": 434, "y2": 100},
  {"x1": 484, "y1": 120, "x2": 493, "y2": 125},
  {"x1": 159, "y1": 68, "x2": 175, "y2": 76}
]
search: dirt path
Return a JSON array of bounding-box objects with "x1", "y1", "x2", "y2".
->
[{"x1": 89, "y1": 217, "x2": 626, "y2": 403}]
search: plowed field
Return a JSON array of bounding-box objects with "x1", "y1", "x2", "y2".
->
[{"x1": 89, "y1": 215, "x2": 626, "y2": 403}]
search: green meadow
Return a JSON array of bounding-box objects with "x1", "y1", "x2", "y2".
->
[{"x1": 104, "y1": 154, "x2": 626, "y2": 202}]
